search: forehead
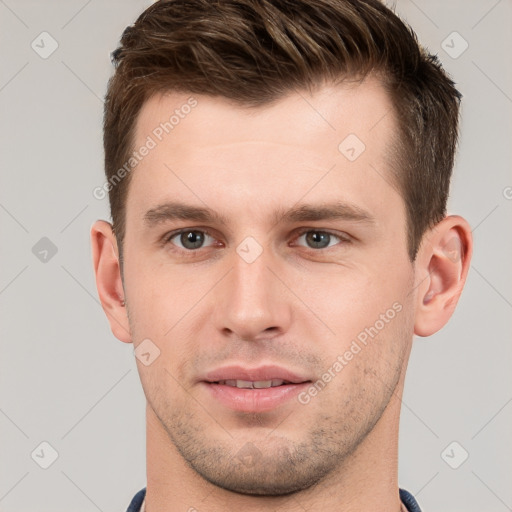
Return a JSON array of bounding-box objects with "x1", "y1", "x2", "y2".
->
[
  {"x1": 134, "y1": 76, "x2": 396, "y2": 156},
  {"x1": 127, "y1": 76, "x2": 402, "y2": 227}
]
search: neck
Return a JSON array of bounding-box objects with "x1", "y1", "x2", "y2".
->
[{"x1": 144, "y1": 386, "x2": 405, "y2": 512}]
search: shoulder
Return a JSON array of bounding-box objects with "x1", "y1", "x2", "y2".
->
[
  {"x1": 399, "y1": 488, "x2": 422, "y2": 512},
  {"x1": 125, "y1": 487, "x2": 146, "y2": 512}
]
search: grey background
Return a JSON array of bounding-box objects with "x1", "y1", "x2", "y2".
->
[{"x1": 0, "y1": 1, "x2": 511, "y2": 511}]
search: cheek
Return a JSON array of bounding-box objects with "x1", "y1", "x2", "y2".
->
[
  {"x1": 124, "y1": 262, "x2": 200, "y2": 370},
  {"x1": 300, "y1": 266, "x2": 407, "y2": 331},
  {"x1": 301, "y1": 265, "x2": 414, "y2": 380},
  {"x1": 123, "y1": 258, "x2": 186, "y2": 334},
  {"x1": 319, "y1": 297, "x2": 414, "y2": 411}
]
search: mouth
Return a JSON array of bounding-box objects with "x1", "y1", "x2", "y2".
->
[
  {"x1": 211, "y1": 379, "x2": 299, "y2": 389},
  {"x1": 201, "y1": 366, "x2": 312, "y2": 412}
]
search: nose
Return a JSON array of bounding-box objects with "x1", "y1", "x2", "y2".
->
[{"x1": 213, "y1": 242, "x2": 293, "y2": 342}]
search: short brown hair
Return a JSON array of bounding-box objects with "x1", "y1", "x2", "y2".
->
[{"x1": 103, "y1": 0, "x2": 462, "y2": 262}]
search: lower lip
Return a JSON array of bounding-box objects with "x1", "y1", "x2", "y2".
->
[{"x1": 202, "y1": 382, "x2": 310, "y2": 412}]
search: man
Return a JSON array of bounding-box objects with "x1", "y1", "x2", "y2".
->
[{"x1": 91, "y1": 0, "x2": 472, "y2": 510}]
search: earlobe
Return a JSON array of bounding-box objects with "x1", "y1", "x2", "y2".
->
[
  {"x1": 90, "y1": 220, "x2": 132, "y2": 343},
  {"x1": 413, "y1": 215, "x2": 473, "y2": 337}
]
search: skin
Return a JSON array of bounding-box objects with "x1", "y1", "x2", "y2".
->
[{"x1": 91, "y1": 75, "x2": 472, "y2": 512}]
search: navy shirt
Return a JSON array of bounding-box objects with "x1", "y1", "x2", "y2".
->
[{"x1": 126, "y1": 486, "x2": 422, "y2": 511}]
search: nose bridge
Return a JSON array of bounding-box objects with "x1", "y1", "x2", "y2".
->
[{"x1": 215, "y1": 238, "x2": 291, "y2": 340}]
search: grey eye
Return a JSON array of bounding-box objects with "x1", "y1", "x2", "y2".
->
[
  {"x1": 296, "y1": 231, "x2": 341, "y2": 249},
  {"x1": 170, "y1": 230, "x2": 215, "y2": 250}
]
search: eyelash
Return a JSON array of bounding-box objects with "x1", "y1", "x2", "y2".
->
[{"x1": 163, "y1": 227, "x2": 352, "y2": 256}]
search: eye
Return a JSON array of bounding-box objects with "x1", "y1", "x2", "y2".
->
[
  {"x1": 294, "y1": 230, "x2": 349, "y2": 249},
  {"x1": 166, "y1": 229, "x2": 217, "y2": 250}
]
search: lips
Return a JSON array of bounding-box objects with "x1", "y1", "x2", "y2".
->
[
  {"x1": 201, "y1": 365, "x2": 312, "y2": 412},
  {"x1": 203, "y1": 365, "x2": 310, "y2": 385}
]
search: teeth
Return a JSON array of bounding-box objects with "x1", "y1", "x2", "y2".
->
[
  {"x1": 219, "y1": 379, "x2": 287, "y2": 388},
  {"x1": 253, "y1": 380, "x2": 273, "y2": 389},
  {"x1": 234, "y1": 379, "x2": 253, "y2": 389}
]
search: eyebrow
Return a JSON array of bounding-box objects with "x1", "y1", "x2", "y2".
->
[{"x1": 143, "y1": 200, "x2": 376, "y2": 228}]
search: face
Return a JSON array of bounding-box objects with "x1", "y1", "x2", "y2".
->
[{"x1": 121, "y1": 78, "x2": 417, "y2": 495}]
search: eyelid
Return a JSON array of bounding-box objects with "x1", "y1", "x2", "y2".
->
[{"x1": 291, "y1": 227, "x2": 353, "y2": 246}]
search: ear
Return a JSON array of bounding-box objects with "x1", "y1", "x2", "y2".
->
[
  {"x1": 413, "y1": 215, "x2": 473, "y2": 337},
  {"x1": 90, "y1": 220, "x2": 132, "y2": 343}
]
